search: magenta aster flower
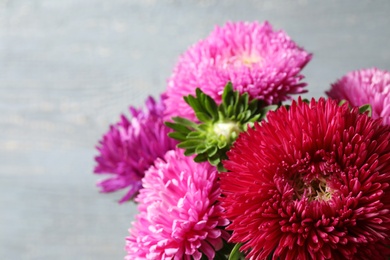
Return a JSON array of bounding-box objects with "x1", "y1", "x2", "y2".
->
[
  {"x1": 125, "y1": 148, "x2": 229, "y2": 260},
  {"x1": 94, "y1": 96, "x2": 177, "y2": 203},
  {"x1": 221, "y1": 98, "x2": 390, "y2": 259},
  {"x1": 164, "y1": 21, "x2": 312, "y2": 121},
  {"x1": 327, "y1": 68, "x2": 390, "y2": 125}
]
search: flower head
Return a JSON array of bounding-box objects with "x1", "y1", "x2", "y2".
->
[
  {"x1": 166, "y1": 83, "x2": 277, "y2": 170},
  {"x1": 125, "y1": 148, "x2": 229, "y2": 260},
  {"x1": 221, "y1": 98, "x2": 390, "y2": 259},
  {"x1": 327, "y1": 68, "x2": 390, "y2": 125},
  {"x1": 94, "y1": 96, "x2": 177, "y2": 203},
  {"x1": 164, "y1": 21, "x2": 312, "y2": 121}
]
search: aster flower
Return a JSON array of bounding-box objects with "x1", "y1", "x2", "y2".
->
[
  {"x1": 164, "y1": 21, "x2": 312, "y2": 121},
  {"x1": 125, "y1": 148, "x2": 230, "y2": 260},
  {"x1": 221, "y1": 98, "x2": 390, "y2": 259},
  {"x1": 94, "y1": 96, "x2": 177, "y2": 203},
  {"x1": 327, "y1": 67, "x2": 390, "y2": 125}
]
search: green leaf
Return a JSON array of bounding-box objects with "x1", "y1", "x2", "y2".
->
[
  {"x1": 261, "y1": 104, "x2": 279, "y2": 114},
  {"x1": 217, "y1": 139, "x2": 227, "y2": 149},
  {"x1": 359, "y1": 104, "x2": 372, "y2": 117},
  {"x1": 206, "y1": 145, "x2": 218, "y2": 157},
  {"x1": 183, "y1": 148, "x2": 196, "y2": 156},
  {"x1": 226, "y1": 105, "x2": 234, "y2": 117},
  {"x1": 198, "y1": 124, "x2": 210, "y2": 131},
  {"x1": 208, "y1": 156, "x2": 220, "y2": 166},
  {"x1": 165, "y1": 122, "x2": 191, "y2": 134},
  {"x1": 171, "y1": 116, "x2": 199, "y2": 129},
  {"x1": 338, "y1": 99, "x2": 348, "y2": 106},
  {"x1": 216, "y1": 163, "x2": 227, "y2": 172},
  {"x1": 259, "y1": 104, "x2": 279, "y2": 120},
  {"x1": 193, "y1": 153, "x2": 208, "y2": 162},
  {"x1": 170, "y1": 82, "x2": 280, "y2": 169},
  {"x1": 204, "y1": 96, "x2": 219, "y2": 120},
  {"x1": 184, "y1": 95, "x2": 200, "y2": 111},
  {"x1": 222, "y1": 82, "x2": 234, "y2": 102},
  {"x1": 178, "y1": 140, "x2": 200, "y2": 149},
  {"x1": 195, "y1": 144, "x2": 209, "y2": 154},
  {"x1": 167, "y1": 132, "x2": 188, "y2": 141},
  {"x1": 228, "y1": 243, "x2": 243, "y2": 260},
  {"x1": 187, "y1": 131, "x2": 205, "y2": 138},
  {"x1": 195, "y1": 112, "x2": 213, "y2": 122},
  {"x1": 230, "y1": 131, "x2": 238, "y2": 141}
]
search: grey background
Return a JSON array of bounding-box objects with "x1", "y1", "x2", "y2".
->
[{"x1": 1, "y1": 0, "x2": 390, "y2": 259}]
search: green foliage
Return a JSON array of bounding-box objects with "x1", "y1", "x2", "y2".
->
[
  {"x1": 358, "y1": 104, "x2": 372, "y2": 117},
  {"x1": 228, "y1": 243, "x2": 243, "y2": 260},
  {"x1": 339, "y1": 99, "x2": 373, "y2": 117},
  {"x1": 165, "y1": 82, "x2": 278, "y2": 170}
]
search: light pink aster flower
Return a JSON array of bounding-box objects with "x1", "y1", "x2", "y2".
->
[
  {"x1": 164, "y1": 21, "x2": 312, "y2": 121},
  {"x1": 125, "y1": 148, "x2": 229, "y2": 260},
  {"x1": 221, "y1": 98, "x2": 390, "y2": 259},
  {"x1": 327, "y1": 68, "x2": 390, "y2": 125},
  {"x1": 94, "y1": 96, "x2": 177, "y2": 203}
]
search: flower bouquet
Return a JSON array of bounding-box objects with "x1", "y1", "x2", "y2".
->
[{"x1": 93, "y1": 21, "x2": 390, "y2": 259}]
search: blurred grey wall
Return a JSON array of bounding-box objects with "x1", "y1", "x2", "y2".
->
[{"x1": 1, "y1": 0, "x2": 390, "y2": 259}]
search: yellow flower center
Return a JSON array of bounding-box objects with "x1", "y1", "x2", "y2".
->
[
  {"x1": 222, "y1": 53, "x2": 262, "y2": 68},
  {"x1": 294, "y1": 177, "x2": 332, "y2": 202}
]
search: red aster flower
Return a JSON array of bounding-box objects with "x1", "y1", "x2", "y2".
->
[{"x1": 221, "y1": 98, "x2": 390, "y2": 259}]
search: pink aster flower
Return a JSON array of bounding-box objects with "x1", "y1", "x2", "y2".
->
[
  {"x1": 125, "y1": 148, "x2": 229, "y2": 260},
  {"x1": 327, "y1": 68, "x2": 390, "y2": 125},
  {"x1": 94, "y1": 96, "x2": 177, "y2": 203},
  {"x1": 221, "y1": 98, "x2": 390, "y2": 259},
  {"x1": 164, "y1": 21, "x2": 312, "y2": 121}
]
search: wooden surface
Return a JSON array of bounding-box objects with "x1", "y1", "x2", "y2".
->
[{"x1": 1, "y1": 0, "x2": 390, "y2": 259}]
